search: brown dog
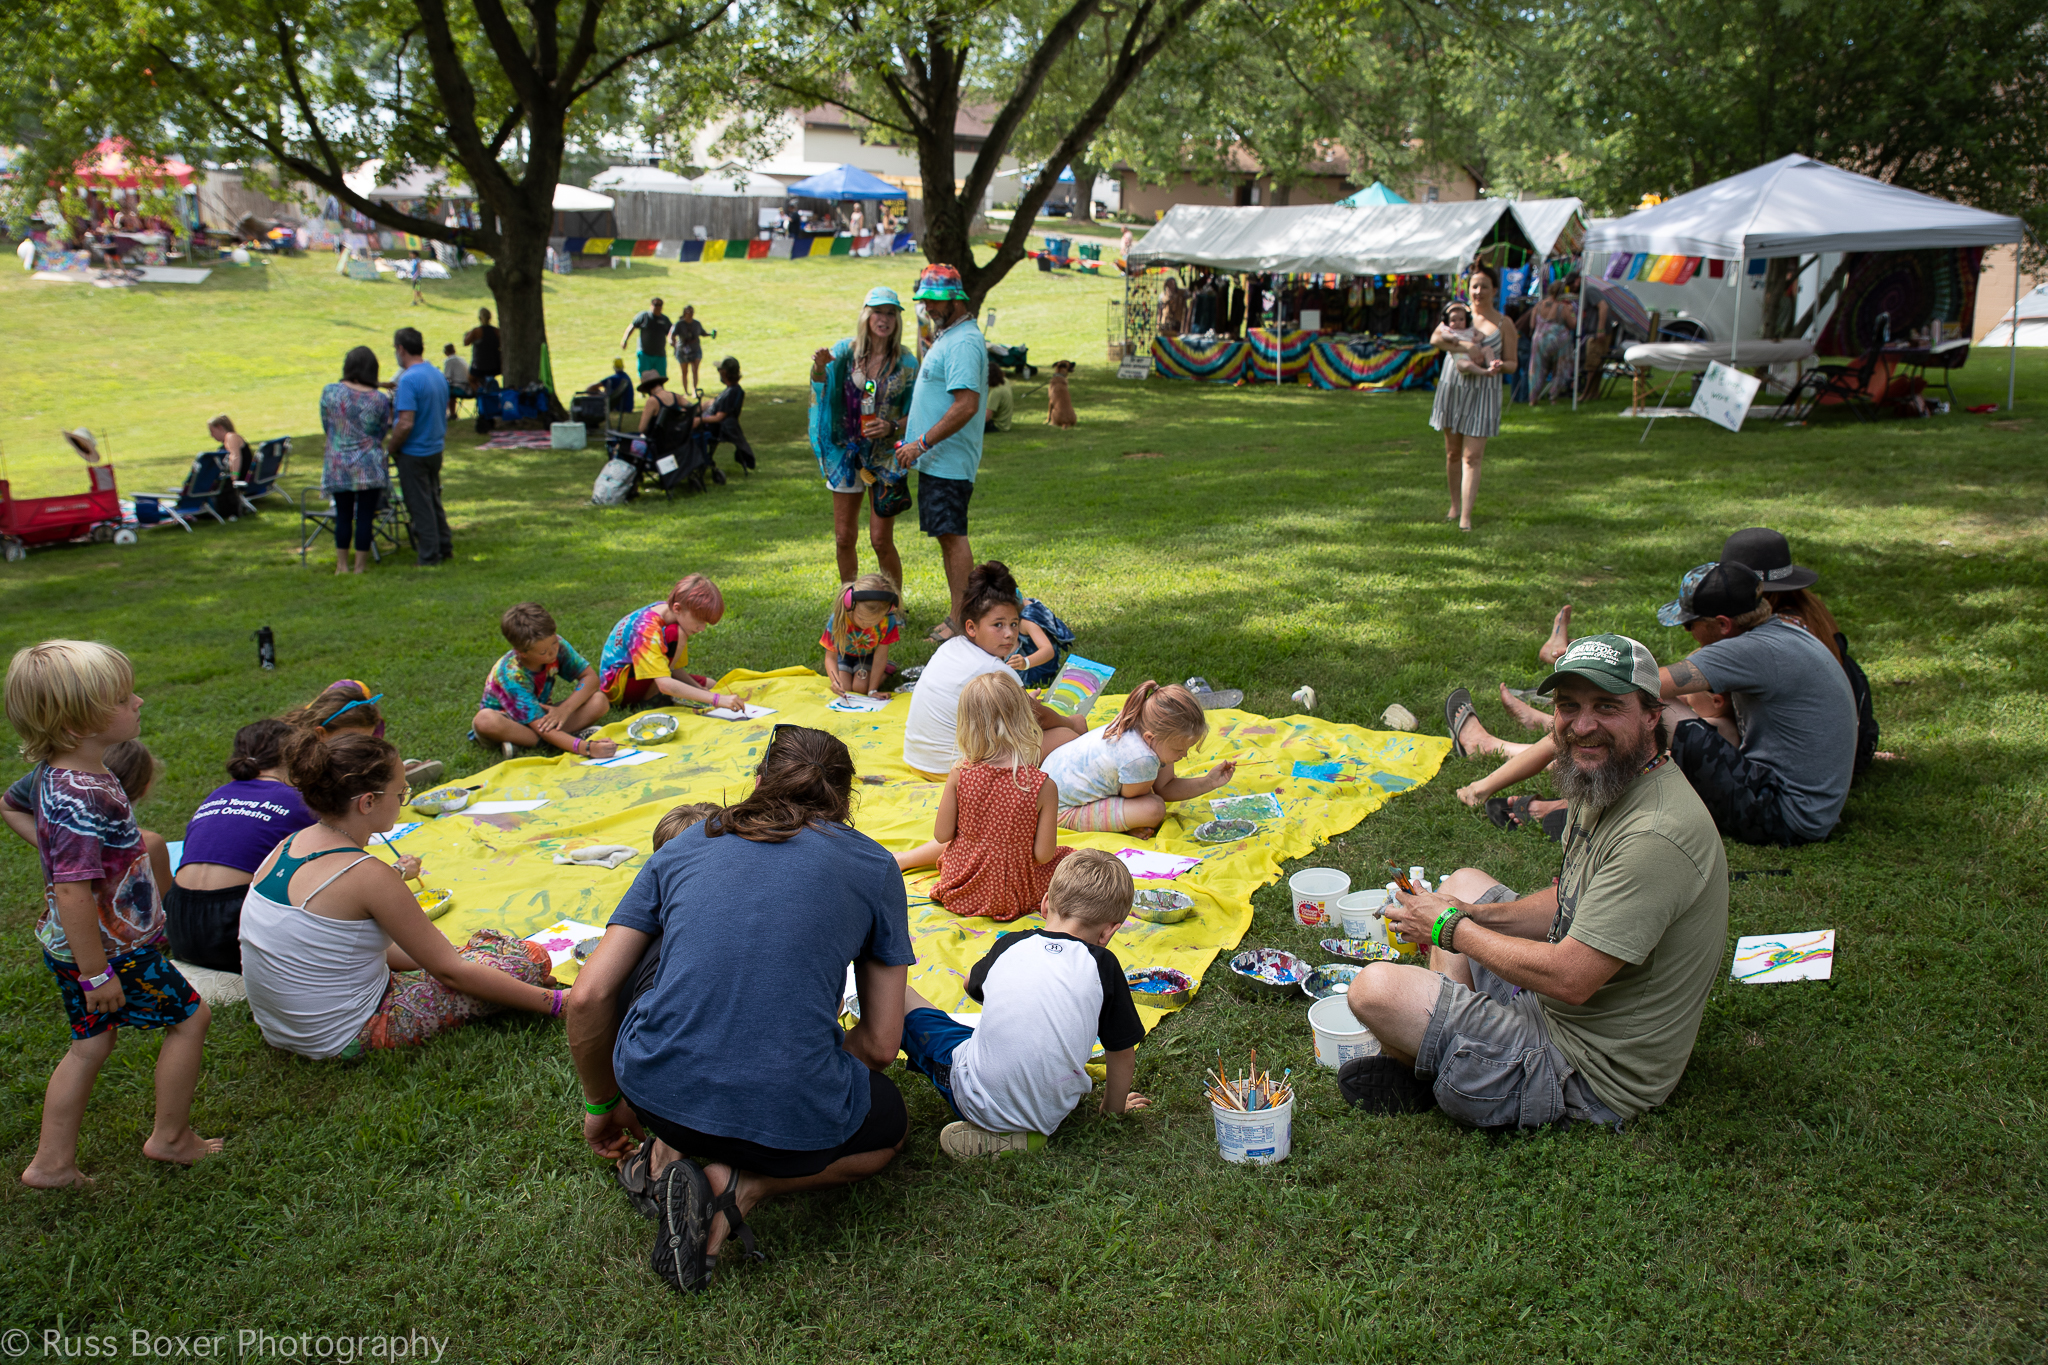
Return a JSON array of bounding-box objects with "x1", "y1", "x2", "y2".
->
[{"x1": 1045, "y1": 360, "x2": 1077, "y2": 428}]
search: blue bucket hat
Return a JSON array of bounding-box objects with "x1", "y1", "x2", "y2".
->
[{"x1": 863, "y1": 286, "x2": 902, "y2": 309}]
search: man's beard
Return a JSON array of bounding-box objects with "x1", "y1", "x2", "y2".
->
[{"x1": 1550, "y1": 724, "x2": 1655, "y2": 811}]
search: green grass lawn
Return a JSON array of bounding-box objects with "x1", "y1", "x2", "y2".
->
[{"x1": 2, "y1": 254, "x2": 2044, "y2": 1362}]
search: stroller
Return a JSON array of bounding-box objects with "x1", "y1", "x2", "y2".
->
[{"x1": 604, "y1": 397, "x2": 714, "y2": 500}]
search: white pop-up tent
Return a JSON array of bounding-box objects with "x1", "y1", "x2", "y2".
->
[
  {"x1": 1581, "y1": 154, "x2": 2027, "y2": 407},
  {"x1": 1982, "y1": 284, "x2": 2048, "y2": 347},
  {"x1": 1510, "y1": 198, "x2": 1586, "y2": 258},
  {"x1": 589, "y1": 166, "x2": 698, "y2": 193},
  {"x1": 1130, "y1": 200, "x2": 1542, "y2": 276}
]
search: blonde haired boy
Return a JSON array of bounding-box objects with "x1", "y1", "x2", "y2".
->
[
  {"x1": 897, "y1": 848, "x2": 1151, "y2": 1159},
  {"x1": 2, "y1": 641, "x2": 222, "y2": 1187}
]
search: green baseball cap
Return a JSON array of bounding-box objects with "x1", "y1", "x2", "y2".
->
[{"x1": 1536, "y1": 633, "x2": 1661, "y2": 697}]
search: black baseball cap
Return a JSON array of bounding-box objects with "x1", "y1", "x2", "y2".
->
[
  {"x1": 1657, "y1": 561, "x2": 1762, "y2": 626},
  {"x1": 1720, "y1": 527, "x2": 1817, "y2": 592}
]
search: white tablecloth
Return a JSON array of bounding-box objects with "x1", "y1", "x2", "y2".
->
[{"x1": 1623, "y1": 339, "x2": 1816, "y2": 371}]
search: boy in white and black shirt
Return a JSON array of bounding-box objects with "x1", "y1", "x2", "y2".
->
[{"x1": 899, "y1": 849, "x2": 1150, "y2": 1158}]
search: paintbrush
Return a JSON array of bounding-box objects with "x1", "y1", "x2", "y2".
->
[
  {"x1": 374, "y1": 830, "x2": 423, "y2": 889},
  {"x1": 1387, "y1": 863, "x2": 1416, "y2": 894}
]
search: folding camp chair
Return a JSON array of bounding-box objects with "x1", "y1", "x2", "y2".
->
[
  {"x1": 159, "y1": 451, "x2": 232, "y2": 526},
  {"x1": 297, "y1": 473, "x2": 414, "y2": 564},
  {"x1": 1784, "y1": 339, "x2": 1890, "y2": 423},
  {"x1": 1899, "y1": 339, "x2": 1970, "y2": 409},
  {"x1": 236, "y1": 437, "x2": 292, "y2": 506}
]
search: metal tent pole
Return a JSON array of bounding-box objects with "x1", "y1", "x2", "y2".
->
[{"x1": 2010, "y1": 234, "x2": 2024, "y2": 411}]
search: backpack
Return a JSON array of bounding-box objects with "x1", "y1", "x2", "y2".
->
[
  {"x1": 1837, "y1": 630, "x2": 1879, "y2": 778},
  {"x1": 591, "y1": 459, "x2": 636, "y2": 506},
  {"x1": 1017, "y1": 598, "x2": 1075, "y2": 687}
]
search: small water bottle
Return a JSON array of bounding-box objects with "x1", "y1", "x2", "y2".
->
[{"x1": 254, "y1": 626, "x2": 276, "y2": 670}]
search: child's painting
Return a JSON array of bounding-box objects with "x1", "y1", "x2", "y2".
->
[
  {"x1": 1041, "y1": 655, "x2": 1115, "y2": 717},
  {"x1": 1731, "y1": 930, "x2": 1835, "y2": 984},
  {"x1": 1210, "y1": 793, "x2": 1284, "y2": 823},
  {"x1": 524, "y1": 918, "x2": 610, "y2": 968}
]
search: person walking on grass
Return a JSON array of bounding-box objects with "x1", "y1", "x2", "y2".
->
[
  {"x1": 1429, "y1": 266, "x2": 1517, "y2": 531},
  {"x1": 672, "y1": 305, "x2": 713, "y2": 398},
  {"x1": 1344, "y1": 635, "x2": 1727, "y2": 1129},
  {"x1": 620, "y1": 297, "x2": 672, "y2": 380},
  {"x1": 385, "y1": 327, "x2": 453, "y2": 567},
  {"x1": 896, "y1": 264, "x2": 988, "y2": 642}
]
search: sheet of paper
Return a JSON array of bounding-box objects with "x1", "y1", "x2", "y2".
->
[
  {"x1": 579, "y1": 748, "x2": 669, "y2": 768},
  {"x1": 1210, "y1": 793, "x2": 1284, "y2": 822},
  {"x1": 381, "y1": 821, "x2": 424, "y2": 841},
  {"x1": 458, "y1": 799, "x2": 550, "y2": 815},
  {"x1": 1041, "y1": 655, "x2": 1115, "y2": 717},
  {"x1": 1731, "y1": 930, "x2": 1835, "y2": 983},
  {"x1": 1115, "y1": 848, "x2": 1203, "y2": 880},
  {"x1": 828, "y1": 693, "x2": 892, "y2": 713},
  {"x1": 703, "y1": 703, "x2": 777, "y2": 721},
  {"x1": 524, "y1": 918, "x2": 610, "y2": 968}
]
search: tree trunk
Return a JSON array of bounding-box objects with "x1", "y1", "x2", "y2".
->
[
  {"x1": 1069, "y1": 156, "x2": 1098, "y2": 223},
  {"x1": 487, "y1": 215, "x2": 553, "y2": 387}
]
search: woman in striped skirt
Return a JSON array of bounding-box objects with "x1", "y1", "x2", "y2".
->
[{"x1": 1429, "y1": 267, "x2": 1519, "y2": 531}]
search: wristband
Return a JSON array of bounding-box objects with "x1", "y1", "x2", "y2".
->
[
  {"x1": 583, "y1": 1091, "x2": 622, "y2": 1115},
  {"x1": 549, "y1": 989, "x2": 565, "y2": 1017},
  {"x1": 80, "y1": 966, "x2": 116, "y2": 991},
  {"x1": 1431, "y1": 906, "x2": 1460, "y2": 948},
  {"x1": 1435, "y1": 909, "x2": 1465, "y2": 951}
]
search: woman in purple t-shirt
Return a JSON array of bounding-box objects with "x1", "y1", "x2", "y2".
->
[{"x1": 165, "y1": 720, "x2": 323, "y2": 972}]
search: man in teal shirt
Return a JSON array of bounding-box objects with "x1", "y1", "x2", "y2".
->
[{"x1": 896, "y1": 264, "x2": 987, "y2": 638}]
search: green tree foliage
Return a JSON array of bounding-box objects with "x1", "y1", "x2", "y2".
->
[
  {"x1": 679, "y1": 0, "x2": 1212, "y2": 299},
  {"x1": 2, "y1": 0, "x2": 726, "y2": 383}
]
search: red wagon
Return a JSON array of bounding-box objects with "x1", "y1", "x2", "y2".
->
[{"x1": 0, "y1": 462, "x2": 123, "y2": 561}]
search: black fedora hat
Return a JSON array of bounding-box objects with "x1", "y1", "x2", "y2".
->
[{"x1": 1719, "y1": 527, "x2": 1817, "y2": 593}]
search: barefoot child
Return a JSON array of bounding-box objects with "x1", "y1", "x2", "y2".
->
[
  {"x1": 894, "y1": 673, "x2": 1072, "y2": 920},
  {"x1": 598, "y1": 575, "x2": 751, "y2": 713},
  {"x1": 473, "y1": 602, "x2": 619, "y2": 759},
  {"x1": 821, "y1": 575, "x2": 903, "y2": 697},
  {"x1": 898, "y1": 850, "x2": 1149, "y2": 1158},
  {"x1": 4, "y1": 641, "x2": 223, "y2": 1187},
  {"x1": 1040, "y1": 681, "x2": 1237, "y2": 837},
  {"x1": 5, "y1": 739, "x2": 170, "y2": 893}
]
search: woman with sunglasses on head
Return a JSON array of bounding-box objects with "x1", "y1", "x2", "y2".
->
[
  {"x1": 239, "y1": 729, "x2": 567, "y2": 1059},
  {"x1": 809, "y1": 286, "x2": 919, "y2": 588},
  {"x1": 567, "y1": 724, "x2": 914, "y2": 1294}
]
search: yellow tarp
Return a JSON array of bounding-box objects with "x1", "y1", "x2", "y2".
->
[{"x1": 390, "y1": 668, "x2": 1448, "y2": 1029}]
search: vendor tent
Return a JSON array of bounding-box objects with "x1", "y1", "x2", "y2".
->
[
  {"x1": 590, "y1": 166, "x2": 697, "y2": 193},
  {"x1": 694, "y1": 165, "x2": 789, "y2": 198},
  {"x1": 344, "y1": 160, "x2": 472, "y2": 202},
  {"x1": 1130, "y1": 200, "x2": 1534, "y2": 277},
  {"x1": 1510, "y1": 198, "x2": 1586, "y2": 257},
  {"x1": 1982, "y1": 284, "x2": 2048, "y2": 347},
  {"x1": 553, "y1": 184, "x2": 615, "y2": 212},
  {"x1": 786, "y1": 164, "x2": 904, "y2": 201},
  {"x1": 552, "y1": 183, "x2": 616, "y2": 239},
  {"x1": 1581, "y1": 153, "x2": 2027, "y2": 407},
  {"x1": 1337, "y1": 181, "x2": 1407, "y2": 207},
  {"x1": 76, "y1": 138, "x2": 194, "y2": 189}
]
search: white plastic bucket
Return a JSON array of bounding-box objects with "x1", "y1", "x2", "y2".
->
[
  {"x1": 1289, "y1": 868, "x2": 1350, "y2": 927},
  {"x1": 1308, "y1": 994, "x2": 1381, "y2": 1068},
  {"x1": 1335, "y1": 889, "x2": 1390, "y2": 942},
  {"x1": 1212, "y1": 1094, "x2": 1294, "y2": 1165}
]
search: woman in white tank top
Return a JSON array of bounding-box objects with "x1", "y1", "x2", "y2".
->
[{"x1": 239, "y1": 732, "x2": 568, "y2": 1060}]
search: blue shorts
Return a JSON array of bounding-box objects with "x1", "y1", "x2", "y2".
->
[
  {"x1": 46, "y1": 945, "x2": 201, "y2": 1040},
  {"x1": 899, "y1": 1006, "x2": 974, "y2": 1120}
]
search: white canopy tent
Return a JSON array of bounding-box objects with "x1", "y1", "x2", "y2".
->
[
  {"x1": 552, "y1": 184, "x2": 615, "y2": 212},
  {"x1": 344, "y1": 160, "x2": 473, "y2": 202},
  {"x1": 1510, "y1": 198, "x2": 1586, "y2": 258},
  {"x1": 1982, "y1": 284, "x2": 2048, "y2": 347},
  {"x1": 1581, "y1": 154, "x2": 2027, "y2": 408},
  {"x1": 1129, "y1": 200, "x2": 1537, "y2": 276},
  {"x1": 693, "y1": 165, "x2": 789, "y2": 198},
  {"x1": 589, "y1": 166, "x2": 697, "y2": 193}
]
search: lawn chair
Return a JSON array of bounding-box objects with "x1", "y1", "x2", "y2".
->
[
  {"x1": 236, "y1": 437, "x2": 292, "y2": 506},
  {"x1": 155, "y1": 451, "x2": 233, "y2": 526},
  {"x1": 296, "y1": 471, "x2": 414, "y2": 564},
  {"x1": 1899, "y1": 338, "x2": 1970, "y2": 409},
  {"x1": 1785, "y1": 312, "x2": 1892, "y2": 422}
]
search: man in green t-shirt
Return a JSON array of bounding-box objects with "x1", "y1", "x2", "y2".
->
[{"x1": 1343, "y1": 634, "x2": 1729, "y2": 1127}]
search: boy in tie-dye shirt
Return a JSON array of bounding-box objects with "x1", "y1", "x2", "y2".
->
[
  {"x1": 473, "y1": 602, "x2": 619, "y2": 759},
  {"x1": 598, "y1": 574, "x2": 749, "y2": 712}
]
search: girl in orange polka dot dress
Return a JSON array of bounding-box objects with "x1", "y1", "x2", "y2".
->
[{"x1": 895, "y1": 672, "x2": 1072, "y2": 921}]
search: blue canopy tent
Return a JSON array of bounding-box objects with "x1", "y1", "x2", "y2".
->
[
  {"x1": 785, "y1": 164, "x2": 904, "y2": 201},
  {"x1": 1338, "y1": 181, "x2": 1407, "y2": 207}
]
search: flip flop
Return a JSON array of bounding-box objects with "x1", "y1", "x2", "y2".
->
[
  {"x1": 650, "y1": 1159, "x2": 714, "y2": 1293},
  {"x1": 1444, "y1": 688, "x2": 1476, "y2": 759}
]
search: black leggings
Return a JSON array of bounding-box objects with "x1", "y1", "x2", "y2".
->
[{"x1": 332, "y1": 488, "x2": 379, "y2": 552}]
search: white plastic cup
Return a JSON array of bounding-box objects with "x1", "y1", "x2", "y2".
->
[
  {"x1": 1335, "y1": 889, "x2": 1390, "y2": 942},
  {"x1": 1288, "y1": 868, "x2": 1351, "y2": 927},
  {"x1": 1212, "y1": 1093, "x2": 1294, "y2": 1165},
  {"x1": 1308, "y1": 994, "x2": 1381, "y2": 1068}
]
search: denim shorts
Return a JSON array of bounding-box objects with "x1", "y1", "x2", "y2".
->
[
  {"x1": 897, "y1": 1006, "x2": 973, "y2": 1120},
  {"x1": 1413, "y1": 883, "x2": 1623, "y2": 1129}
]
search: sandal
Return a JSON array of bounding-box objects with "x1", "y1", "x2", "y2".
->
[
  {"x1": 1486, "y1": 794, "x2": 1538, "y2": 830},
  {"x1": 650, "y1": 1159, "x2": 714, "y2": 1293},
  {"x1": 615, "y1": 1144, "x2": 659, "y2": 1220},
  {"x1": 705, "y1": 1167, "x2": 766, "y2": 1273},
  {"x1": 1443, "y1": 688, "x2": 1476, "y2": 759},
  {"x1": 925, "y1": 619, "x2": 959, "y2": 645}
]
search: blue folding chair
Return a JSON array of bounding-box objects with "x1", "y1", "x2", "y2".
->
[
  {"x1": 146, "y1": 452, "x2": 231, "y2": 528},
  {"x1": 237, "y1": 438, "x2": 292, "y2": 505}
]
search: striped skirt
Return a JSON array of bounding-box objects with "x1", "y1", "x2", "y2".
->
[{"x1": 1429, "y1": 366, "x2": 1504, "y2": 439}]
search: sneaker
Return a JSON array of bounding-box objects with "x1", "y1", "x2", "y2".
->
[
  {"x1": 1337, "y1": 1056, "x2": 1437, "y2": 1115},
  {"x1": 501, "y1": 741, "x2": 516, "y2": 760},
  {"x1": 402, "y1": 759, "x2": 444, "y2": 788},
  {"x1": 939, "y1": 1121, "x2": 1047, "y2": 1159}
]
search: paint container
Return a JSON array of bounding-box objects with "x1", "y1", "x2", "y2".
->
[
  {"x1": 1288, "y1": 868, "x2": 1350, "y2": 927},
  {"x1": 1300, "y1": 963, "x2": 1361, "y2": 1000},
  {"x1": 1212, "y1": 1093, "x2": 1294, "y2": 1165},
  {"x1": 1129, "y1": 888, "x2": 1196, "y2": 924},
  {"x1": 414, "y1": 888, "x2": 455, "y2": 920},
  {"x1": 1308, "y1": 993, "x2": 1380, "y2": 1068},
  {"x1": 1227, "y1": 948, "x2": 1310, "y2": 1000},
  {"x1": 1336, "y1": 889, "x2": 1390, "y2": 942}
]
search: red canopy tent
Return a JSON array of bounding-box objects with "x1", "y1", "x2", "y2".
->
[{"x1": 73, "y1": 138, "x2": 195, "y2": 189}]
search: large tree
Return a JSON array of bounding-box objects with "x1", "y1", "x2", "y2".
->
[
  {"x1": 6, "y1": 0, "x2": 728, "y2": 383},
  {"x1": 685, "y1": 0, "x2": 1213, "y2": 301}
]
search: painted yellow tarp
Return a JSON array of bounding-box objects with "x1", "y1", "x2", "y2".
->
[{"x1": 386, "y1": 668, "x2": 1448, "y2": 1030}]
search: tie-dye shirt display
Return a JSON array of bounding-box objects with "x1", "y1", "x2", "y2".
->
[
  {"x1": 480, "y1": 638, "x2": 594, "y2": 724},
  {"x1": 599, "y1": 604, "x2": 685, "y2": 702},
  {"x1": 11, "y1": 766, "x2": 163, "y2": 963}
]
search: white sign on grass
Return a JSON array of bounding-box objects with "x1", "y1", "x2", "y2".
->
[
  {"x1": 1691, "y1": 360, "x2": 1762, "y2": 432},
  {"x1": 1117, "y1": 355, "x2": 1151, "y2": 380}
]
